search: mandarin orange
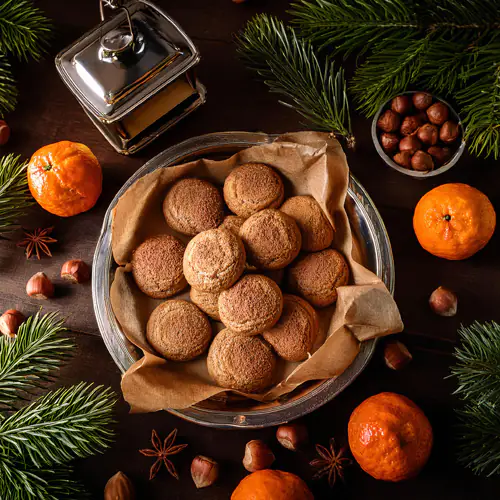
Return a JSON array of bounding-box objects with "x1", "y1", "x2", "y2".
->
[
  {"x1": 28, "y1": 141, "x2": 102, "y2": 217},
  {"x1": 231, "y1": 469, "x2": 314, "y2": 500},
  {"x1": 348, "y1": 392, "x2": 433, "y2": 482},
  {"x1": 413, "y1": 183, "x2": 495, "y2": 260}
]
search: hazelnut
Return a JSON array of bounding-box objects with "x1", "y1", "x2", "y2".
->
[
  {"x1": 399, "y1": 135, "x2": 422, "y2": 155},
  {"x1": 0, "y1": 120, "x2": 10, "y2": 146},
  {"x1": 417, "y1": 123, "x2": 439, "y2": 145},
  {"x1": 377, "y1": 110, "x2": 400, "y2": 133},
  {"x1": 276, "y1": 422, "x2": 308, "y2": 451},
  {"x1": 0, "y1": 309, "x2": 25, "y2": 338},
  {"x1": 61, "y1": 259, "x2": 90, "y2": 284},
  {"x1": 400, "y1": 115, "x2": 421, "y2": 136},
  {"x1": 191, "y1": 455, "x2": 219, "y2": 489},
  {"x1": 427, "y1": 102, "x2": 449, "y2": 125},
  {"x1": 412, "y1": 92, "x2": 433, "y2": 110},
  {"x1": 380, "y1": 132, "x2": 399, "y2": 152},
  {"x1": 391, "y1": 95, "x2": 412, "y2": 115},
  {"x1": 393, "y1": 151, "x2": 412, "y2": 168},
  {"x1": 243, "y1": 440, "x2": 275, "y2": 472},
  {"x1": 440, "y1": 121, "x2": 460, "y2": 143},
  {"x1": 104, "y1": 471, "x2": 135, "y2": 500},
  {"x1": 26, "y1": 272, "x2": 54, "y2": 299},
  {"x1": 384, "y1": 340, "x2": 412, "y2": 370},
  {"x1": 427, "y1": 146, "x2": 452, "y2": 166},
  {"x1": 411, "y1": 150, "x2": 434, "y2": 171},
  {"x1": 429, "y1": 286, "x2": 457, "y2": 317}
]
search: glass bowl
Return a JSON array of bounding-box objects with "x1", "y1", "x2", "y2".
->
[
  {"x1": 371, "y1": 91, "x2": 466, "y2": 178},
  {"x1": 92, "y1": 132, "x2": 395, "y2": 429}
]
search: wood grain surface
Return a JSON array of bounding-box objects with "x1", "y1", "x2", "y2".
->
[{"x1": 0, "y1": 0, "x2": 499, "y2": 498}]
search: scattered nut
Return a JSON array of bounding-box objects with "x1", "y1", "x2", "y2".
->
[
  {"x1": 104, "y1": 471, "x2": 135, "y2": 500},
  {"x1": 440, "y1": 121, "x2": 460, "y2": 143},
  {"x1": 393, "y1": 151, "x2": 412, "y2": 168},
  {"x1": 0, "y1": 120, "x2": 10, "y2": 146},
  {"x1": 380, "y1": 133, "x2": 399, "y2": 152},
  {"x1": 399, "y1": 135, "x2": 422, "y2": 155},
  {"x1": 0, "y1": 309, "x2": 25, "y2": 338},
  {"x1": 377, "y1": 110, "x2": 400, "y2": 133},
  {"x1": 243, "y1": 440, "x2": 275, "y2": 472},
  {"x1": 391, "y1": 95, "x2": 412, "y2": 115},
  {"x1": 26, "y1": 272, "x2": 54, "y2": 300},
  {"x1": 417, "y1": 123, "x2": 439, "y2": 145},
  {"x1": 191, "y1": 455, "x2": 219, "y2": 489},
  {"x1": 412, "y1": 92, "x2": 433, "y2": 110},
  {"x1": 276, "y1": 422, "x2": 308, "y2": 451},
  {"x1": 384, "y1": 340, "x2": 412, "y2": 370},
  {"x1": 400, "y1": 115, "x2": 421, "y2": 136},
  {"x1": 427, "y1": 102, "x2": 449, "y2": 125},
  {"x1": 61, "y1": 259, "x2": 90, "y2": 284},
  {"x1": 429, "y1": 286, "x2": 457, "y2": 317},
  {"x1": 411, "y1": 150, "x2": 434, "y2": 171}
]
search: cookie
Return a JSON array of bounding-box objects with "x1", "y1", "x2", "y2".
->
[
  {"x1": 223, "y1": 163, "x2": 284, "y2": 218},
  {"x1": 183, "y1": 228, "x2": 246, "y2": 292},
  {"x1": 163, "y1": 178, "x2": 224, "y2": 236},
  {"x1": 288, "y1": 249, "x2": 349, "y2": 307},
  {"x1": 131, "y1": 235, "x2": 187, "y2": 299},
  {"x1": 190, "y1": 288, "x2": 221, "y2": 321},
  {"x1": 219, "y1": 215, "x2": 245, "y2": 236},
  {"x1": 280, "y1": 195, "x2": 334, "y2": 252},
  {"x1": 240, "y1": 209, "x2": 301, "y2": 270},
  {"x1": 263, "y1": 294, "x2": 319, "y2": 362},
  {"x1": 207, "y1": 328, "x2": 276, "y2": 393},
  {"x1": 218, "y1": 274, "x2": 283, "y2": 335},
  {"x1": 146, "y1": 300, "x2": 212, "y2": 361}
]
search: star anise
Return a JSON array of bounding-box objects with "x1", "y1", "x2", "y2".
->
[
  {"x1": 139, "y1": 429, "x2": 188, "y2": 480},
  {"x1": 310, "y1": 438, "x2": 352, "y2": 487},
  {"x1": 17, "y1": 227, "x2": 57, "y2": 260}
]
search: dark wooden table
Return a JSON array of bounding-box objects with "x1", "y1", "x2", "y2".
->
[{"x1": 1, "y1": 1, "x2": 499, "y2": 498}]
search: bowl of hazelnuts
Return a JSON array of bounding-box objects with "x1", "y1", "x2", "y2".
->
[{"x1": 372, "y1": 91, "x2": 465, "y2": 177}]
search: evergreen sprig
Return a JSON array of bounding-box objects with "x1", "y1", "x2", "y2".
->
[
  {"x1": 0, "y1": 383, "x2": 116, "y2": 468},
  {"x1": 291, "y1": 0, "x2": 500, "y2": 159},
  {"x1": 0, "y1": 0, "x2": 53, "y2": 61},
  {"x1": 0, "y1": 312, "x2": 117, "y2": 498},
  {"x1": 0, "y1": 311, "x2": 73, "y2": 410},
  {"x1": 0, "y1": 153, "x2": 33, "y2": 235},
  {"x1": 0, "y1": 56, "x2": 17, "y2": 116},
  {"x1": 0, "y1": 460, "x2": 88, "y2": 500},
  {"x1": 450, "y1": 322, "x2": 500, "y2": 476},
  {"x1": 236, "y1": 14, "x2": 354, "y2": 147}
]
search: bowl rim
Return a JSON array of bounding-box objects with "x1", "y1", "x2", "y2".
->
[
  {"x1": 92, "y1": 131, "x2": 395, "y2": 428},
  {"x1": 371, "y1": 90, "x2": 466, "y2": 178}
]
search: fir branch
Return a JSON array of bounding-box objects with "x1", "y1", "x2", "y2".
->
[
  {"x1": 0, "y1": 311, "x2": 73, "y2": 410},
  {"x1": 0, "y1": 0, "x2": 53, "y2": 61},
  {"x1": 0, "y1": 459, "x2": 88, "y2": 500},
  {"x1": 450, "y1": 322, "x2": 500, "y2": 404},
  {"x1": 0, "y1": 382, "x2": 116, "y2": 469},
  {"x1": 236, "y1": 14, "x2": 353, "y2": 147},
  {"x1": 0, "y1": 56, "x2": 17, "y2": 117},
  {"x1": 456, "y1": 400, "x2": 500, "y2": 476},
  {"x1": 290, "y1": 0, "x2": 418, "y2": 55}
]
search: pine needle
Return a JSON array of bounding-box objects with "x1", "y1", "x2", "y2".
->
[
  {"x1": 236, "y1": 14, "x2": 354, "y2": 147},
  {"x1": 0, "y1": 459, "x2": 88, "y2": 500},
  {"x1": 0, "y1": 0, "x2": 53, "y2": 61},
  {"x1": 0, "y1": 382, "x2": 116, "y2": 469},
  {"x1": 0, "y1": 311, "x2": 73, "y2": 410},
  {"x1": 0, "y1": 56, "x2": 17, "y2": 117},
  {"x1": 450, "y1": 322, "x2": 500, "y2": 476},
  {"x1": 0, "y1": 153, "x2": 33, "y2": 235}
]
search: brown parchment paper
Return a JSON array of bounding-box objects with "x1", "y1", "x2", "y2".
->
[{"x1": 110, "y1": 131, "x2": 403, "y2": 412}]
